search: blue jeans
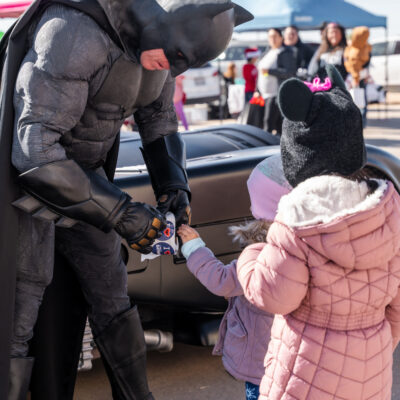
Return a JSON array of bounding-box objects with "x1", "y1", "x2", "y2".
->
[{"x1": 245, "y1": 382, "x2": 260, "y2": 400}]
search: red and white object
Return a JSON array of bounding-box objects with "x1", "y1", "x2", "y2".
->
[
  {"x1": 0, "y1": 0, "x2": 32, "y2": 18},
  {"x1": 244, "y1": 47, "x2": 261, "y2": 59}
]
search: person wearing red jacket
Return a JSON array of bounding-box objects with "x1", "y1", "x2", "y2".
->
[{"x1": 243, "y1": 47, "x2": 260, "y2": 102}]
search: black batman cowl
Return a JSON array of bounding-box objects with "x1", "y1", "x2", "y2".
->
[{"x1": 98, "y1": 0, "x2": 253, "y2": 76}]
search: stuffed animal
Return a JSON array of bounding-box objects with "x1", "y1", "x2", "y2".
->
[{"x1": 344, "y1": 26, "x2": 372, "y2": 86}]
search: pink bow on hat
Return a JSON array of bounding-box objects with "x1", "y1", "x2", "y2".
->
[{"x1": 304, "y1": 77, "x2": 332, "y2": 93}]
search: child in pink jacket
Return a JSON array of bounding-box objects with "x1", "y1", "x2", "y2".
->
[
  {"x1": 236, "y1": 64, "x2": 400, "y2": 400},
  {"x1": 178, "y1": 155, "x2": 291, "y2": 400}
]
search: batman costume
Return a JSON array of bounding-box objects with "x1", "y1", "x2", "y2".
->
[{"x1": 0, "y1": 0, "x2": 252, "y2": 399}]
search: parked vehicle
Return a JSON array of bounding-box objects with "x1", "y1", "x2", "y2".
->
[
  {"x1": 370, "y1": 37, "x2": 400, "y2": 90},
  {"x1": 181, "y1": 62, "x2": 220, "y2": 105},
  {"x1": 115, "y1": 124, "x2": 400, "y2": 346},
  {"x1": 211, "y1": 39, "x2": 268, "y2": 79},
  {"x1": 211, "y1": 39, "x2": 319, "y2": 80}
]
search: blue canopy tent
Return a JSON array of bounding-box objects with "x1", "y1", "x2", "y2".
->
[
  {"x1": 234, "y1": 0, "x2": 387, "y2": 31},
  {"x1": 234, "y1": 0, "x2": 389, "y2": 89}
]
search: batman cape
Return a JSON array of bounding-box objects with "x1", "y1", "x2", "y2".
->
[{"x1": 0, "y1": 1, "x2": 123, "y2": 398}]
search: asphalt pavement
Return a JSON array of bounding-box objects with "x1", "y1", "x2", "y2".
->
[{"x1": 74, "y1": 99, "x2": 400, "y2": 400}]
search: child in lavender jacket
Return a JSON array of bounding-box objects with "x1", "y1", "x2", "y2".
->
[{"x1": 177, "y1": 155, "x2": 291, "y2": 400}]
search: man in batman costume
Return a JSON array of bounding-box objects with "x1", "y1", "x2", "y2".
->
[{"x1": 0, "y1": 0, "x2": 253, "y2": 399}]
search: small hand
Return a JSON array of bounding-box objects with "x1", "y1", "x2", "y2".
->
[{"x1": 177, "y1": 224, "x2": 200, "y2": 244}]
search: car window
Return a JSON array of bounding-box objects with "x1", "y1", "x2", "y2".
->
[
  {"x1": 225, "y1": 46, "x2": 246, "y2": 61},
  {"x1": 225, "y1": 45, "x2": 267, "y2": 61},
  {"x1": 395, "y1": 41, "x2": 400, "y2": 55},
  {"x1": 372, "y1": 41, "x2": 395, "y2": 56}
]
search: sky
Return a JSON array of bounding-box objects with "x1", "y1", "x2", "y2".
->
[
  {"x1": 0, "y1": 0, "x2": 397, "y2": 42},
  {"x1": 348, "y1": 0, "x2": 400, "y2": 39}
]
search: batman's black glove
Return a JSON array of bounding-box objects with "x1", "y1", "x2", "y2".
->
[
  {"x1": 115, "y1": 202, "x2": 167, "y2": 254},
  {"x1": 157, "y1": 189, "x2": 191, "y2": 228}
]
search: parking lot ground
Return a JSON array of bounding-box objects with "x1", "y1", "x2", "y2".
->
[
  {"x1": 75, "y1": 99, "x2": 400, "y2": 400},
  {"x1": 75, "y1": 343, "x2": 244, "y2": 400},
  {"x1": 75, "y1": 340, "x2": 400, "y2": 400},
  {"x1": 363, "y1": 103, "x2": 400, "y2": 158}
]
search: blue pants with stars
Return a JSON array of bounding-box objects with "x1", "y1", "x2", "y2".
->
[{"x1": 245, "y1": 382, "x2": 260, "y2": 400}]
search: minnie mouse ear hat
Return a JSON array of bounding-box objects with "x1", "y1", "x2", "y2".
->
[{"x1": 278, "y1": 64, "x2": 366, "y2": 188}]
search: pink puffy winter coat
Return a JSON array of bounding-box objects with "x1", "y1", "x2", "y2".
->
[{"x1": 237, "y1": 176, "x2": 400, "y2": 400}]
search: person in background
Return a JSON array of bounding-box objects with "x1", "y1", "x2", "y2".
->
[
  {"x1": 319, "y1": 21, "x2": 328, "y2": 39},
  {"x1": 308, "y1": 22, "x2": 348, "y2": 80},
  {"x1": 178, "y1": 155, "x2": 291, "y2": 400},
  {"x1": 174, "y1": 75, "x2": 189, "y2": 131},
  {"x1": 344, "y1": 26, "x2": 372, "y2": 126},
  {"x1": 258, "y1": 27, "x2": 296, "y2": 134},
  {"x1": 283, "y1": 25, "x2": 314, "y2": 78},
  {"x1": 243, "y1": 47, "x2": 260, "y2": 102},
  {"x1": 222, "y1": 62, "x2": 238, "y2": 118},
  {"x1": 224, "y1": 61, "x2": 237, "y2": 85}
]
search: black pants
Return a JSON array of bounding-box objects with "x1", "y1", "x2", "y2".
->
[
  {"x1": 12, "y1": 221, "x2": 131, "y2": 357},
  {"x1": 263, "y1": 96, "x2": 283, "y2": 135}
]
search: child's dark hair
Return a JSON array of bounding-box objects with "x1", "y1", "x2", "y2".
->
[{"x1": 335, "y1": 166, "x2": 389, "y2": 195}]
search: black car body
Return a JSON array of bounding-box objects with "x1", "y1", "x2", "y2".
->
[{"x1": 115, "y1": 124, "x2": 400, "y2": 345}]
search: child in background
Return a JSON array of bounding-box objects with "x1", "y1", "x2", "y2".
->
[
  {"x1": 173, "y1": 74, "x2": 189, "y2": 130},
  {"x1": 237, "y1": 65, "x2": 400, "y2": 400},
  {"x1": 178, "y1": 155, "x2": 291, "y2": 400},
  {"x1": 223, "y1": 61, "x2": 237, "y2": 85},
  {"x1": 243, "y1": 47, "x2": 260, "y2": 102}
]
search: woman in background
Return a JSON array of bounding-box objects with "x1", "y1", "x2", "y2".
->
[
  {"x1": 308, "y1": 22, "x2": 348, "y2": 80},
  {"x1": 258, "y1": 27, "x2": 296, "y2": 134}
]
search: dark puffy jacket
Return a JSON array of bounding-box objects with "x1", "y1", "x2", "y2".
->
[{"x1": 266, "y1": 46, "x2": 297, "y2": 87}]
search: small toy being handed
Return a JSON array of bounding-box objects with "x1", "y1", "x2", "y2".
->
[
  {"x1": 141, "y1": 212, "x2": 178, "y2": 260},
  {"x1": 177, "y1": 224, "x2": 200, "y2": 244}
]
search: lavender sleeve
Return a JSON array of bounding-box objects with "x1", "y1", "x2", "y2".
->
[{"x1": 186, "y1": 247, "x2": 244, "y2": 298}]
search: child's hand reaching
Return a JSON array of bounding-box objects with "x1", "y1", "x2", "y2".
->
[{"x1": 178, "y1": 225, "x2": 200, "y2": 244}]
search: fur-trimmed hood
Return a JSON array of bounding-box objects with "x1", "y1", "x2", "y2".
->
[
  {"x1": 276, "y1": 176, "x2": 399, "y2": 270},
  {"x1": 229, "y1": 220, "x2": 271, "y2": 247},
  {"x1": 277, "y1": 175, "x2": 387, "y2": 228}
]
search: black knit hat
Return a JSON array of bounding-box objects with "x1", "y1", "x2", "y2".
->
[{"x1": 278, "y1": 64, "x2": 366, "y2": 188}]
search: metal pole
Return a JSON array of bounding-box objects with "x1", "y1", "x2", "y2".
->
[
  {"x1": 385, "y1": 26, "x2": 389, "y2": 117},
  {"x1": 217, "y1": 57, "x2": 223, "y2": 123},
  {"x1": 385, "y1": 27, "x2": 389, "y2": 92}
]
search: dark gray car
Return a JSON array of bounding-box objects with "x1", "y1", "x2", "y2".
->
[{"x1": 115, "y1": 124, "x2": 400, "y2": 346}]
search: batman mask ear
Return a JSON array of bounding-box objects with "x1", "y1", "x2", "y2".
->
[
  {"x1": 232, "y1": 4, "x2": 254, "y2": 26},
  {"x1": 326, "y1": 64, "x2": 347, "y2": 91},
  {"x1": 278, "y1": 78, "x2": 314, "y2": 122},
  {"x1": 198, "y1": 1, "x2": 235, "y2": 18}
]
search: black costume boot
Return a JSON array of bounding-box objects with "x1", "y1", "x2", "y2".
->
[
  {"x1": 8, "y1": 357, "x2": 34, "y2": 400},
  {"x1": 95, "y1": 307, "x2": 154, "y2": 400}
]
